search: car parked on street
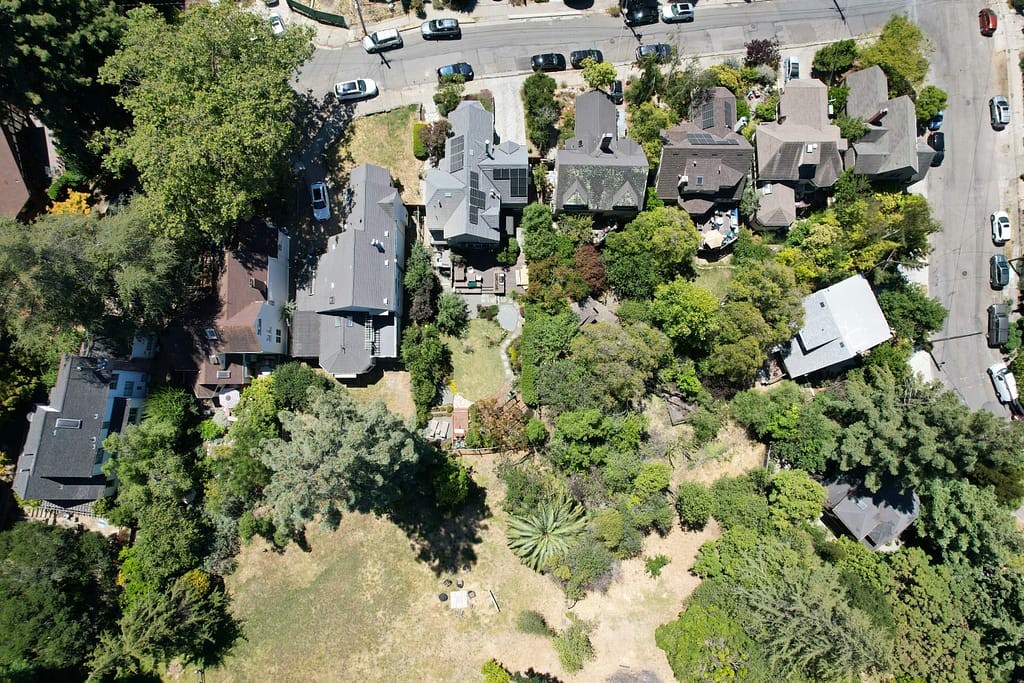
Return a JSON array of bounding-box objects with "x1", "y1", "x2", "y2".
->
[
  {"x1": 979, "y1": 8, "x2": 997, "y2": 36},
  {"x1": 420, "y1": 18, "x2": 461, "y2": 39},
  {"x1": 624, "y1": 4, "x2": 659, "y2": 27},
  {"x1": 310, "y1": 182, "x2": 330, "y2": 221},
  {"x1": 991, "y1": 210, "x2": 1011, "y2": 244},
  {"x1": 570, "y1": 49, "x2": 604, "y2": 68},
  {"x1": 437, "y1": 62, "x2": 474, "y2": 82},
  {"x1": 363, "y1": 28, "x2": 403, "y2": 53},
  {"x1": 991, "y1": 253, "x2": 1010, "y2": 288},
  {"x1": 334, "y1": 78, "x2": 378, "y2": 102},
  {"x1": 608, "y1": 80, "x2": 624, "y2": 105},
  {"x1": 662, "y1": 2, "x2": 694, "y2": 22},
  {"x1": 988, "y1": 362, "x2": 1019, "y2": 404},
  {"x1": 269, "y1": 14, "x2": 284, "y2": 35},
  {"x1": 927, "y1": 110, "x2": 944, "y2": 131},
  {"x1": 784, "y1": 56, "x2": 800, "y2": 83},
  {"x1": 988, "y1": 304, "x2": 1010, "y2": 347},
  {"x1": 990, "y1": 95, "x2": 1010, "y2": 129},
  {"x1": 636, "y1": 43, "x2": 672, "y2": 63},
  {"x1": 531, "y1": 53, "x2": 567, "y2": 72},
  {"x1": 928, "y1": 131, "x2": 945, "y2": 166}
]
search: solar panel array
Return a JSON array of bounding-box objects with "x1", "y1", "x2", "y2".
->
[
  {"x1": 449, "y1": 136, "x2": 465, "y2": 173},
  {"x1": 510, "y1": 168, "x2": 528, "y2": 197},
  {"x1": 701, "y1": 103, "x2": 715, "y2": 129},
  {"x1": 687, "y1": 133, "x2": 739, "y2": 146},
  {"x1": 724, "y1": 100, "x2": 734, "y2": 125},
  {"x1": 468, "y1": 171, "x2": 486, "y2": 224}
]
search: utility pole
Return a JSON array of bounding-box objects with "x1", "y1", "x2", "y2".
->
[
  {"x1": 831, "y1": 0, "x2": 846, "y2": 24},
  {"x1": 354, "y1": 0, "x2": 368, "y2": 36}
]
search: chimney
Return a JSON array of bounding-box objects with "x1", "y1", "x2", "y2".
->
[
  {"x1": 677, "y1": 174, "x2": 689, "y2": 190},
  {"x1": 868, "y1": 108, "x2": 888, "y2": 124},
  {"x1": 599, "y1": 133, "x2": 614, "y2": 153},
  {"x1": 485, "y1": 141, "x2": 492, "y2": 158}
]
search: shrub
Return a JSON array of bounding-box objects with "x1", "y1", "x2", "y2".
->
[
  {"x1": 744, "y1": 38, "x2": 780, "y2": 68},
  {"x1": 497, "y1": 237, "x2": 520, "y2": 266},
  {"x1": 434, "y1": 76, "x2": 465, "y2": 116},
  {"x1": 754, "y1": 93, "x2": 779, "y2": 121},
  {"x1": 688, "y1": 404, "x2": 723, "y2": 447},
  {"x1": 517, "y1": 610, "x2": 554, "y2": 637},
  {"x1": 432, "y1": 451, "x2": 470, "y2": 511},
  {"x1": 551, "y1": 536, "x2": 615, "y2": 599},
  {"x1": 507, "y1": 496, "x2": 586, "y2": 570},
  {"x1": 607, "y1": 4, "x2": 620, "y2": 16},
  {"x1": 645, "y1": 554, "x2": 671, "y2": 577},
  {"x1": 676, "y1": 482, "x2": 713, "y2": 530},
  {"x1": 525, "y1": 418, "x2": 548, "y2": 446},
  {"x1": 46, "y1": 169, "x2": 87, "y2": 201},
  {"x1": 412, "y1": 122, "x2": 427, "y2": 159},
  {"x1": 813, "y1": 39, "x2": 859, "y2": 81},
  {"x1": 419, "y1": 119, "x2": 451, "y2": 164},
  {"x1": 198, "y1": 419, "x2": 225, "y2": 441},
  {"x1": 409, "y1": 0, "x2": 425, "y2": 16},
  {"x1": 553, "y1": 616, "x2": 595, "y2": 672}
]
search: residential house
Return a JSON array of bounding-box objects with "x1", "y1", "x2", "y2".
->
[
  {"x1": 656, "y1": 87, "x2": 754, "y2": 217},
  {"x1": 823, "y1": 476, "x2": 920, "y2": 551},
  {"x1": 291, "y1": 163, "x2": 406, "y2": 380},
  {"x1": 554, "y1": 90, "x2": 649, "y2": 219},
  {"x1": 778, "y1": 274, "x2": 892, "y2": 378},
  {"x1": 161, "y1": 220, "x2": 290, "y2": 399},
  {"x1": 425, "y1": 100, "x2": 529, "y2": 248},
  {"x1": 754, "y1": 79, "x2": 847, "y2": 229},
  {"x1": 13, "y1": 354, "x2": 149, "y2": 507},
  {"x1": 843, "y1": 65, "x2": 933, "y2": 183},
  {"x1": 1, "y1": 105, "x2": 55, "y2": 219}
]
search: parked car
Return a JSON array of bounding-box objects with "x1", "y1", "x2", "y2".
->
[
  {"x1": 531, "y1": 53, "x2": 567, "y2": 72},
  {"x1": 990, "y1": 95, "x2": 1010, "y2": 129},
  {"x1": 991, "y1": 210, "x2": 1012, "y2": 244},
  {"x1": 268, "y1": 14, "x2": 284, "y2": 35},
  {"x1": 991, "y1": 253, "x2": 1011, "y2": 288},
  {"x1": 928, "y1": 131, "x2": 945, "y2": 166},
  {"x1": 927, "y1": 110, "x2": 944, "y2": 131},
  {"x1": 608, "y1": 80, "x2": 624, "y2": 105},
  {"x1": 988, "y1": 304, "x2": 1010, "y2": 347},
  {"x1": 636, "y1": 43, "x2": 673, "y2": 63},
  {"x1": 420, "y1": 18, "x2": 461, "y2": 39},
  {"x1": 363, "y1": 28, "x2": 403, "y2": 53},
  {"x1": 264, "y1": 0, "x2": 279, "y2": 6},
  {"x1": 437, "y1": 62, "x2": 474, "y2": 82},
  {"x1": 570, "y1": 49, "x2": 604, "y2": 69},
  {"x1": 979, "y1": 8, "x2": 997, "y2": 36},
  {"x1": 662, "y1": 2, "x2": 695, "y2": 22},
  {"x1": 988, "y1": 362, "x2": 1019, "y2": 404},
  {"x1": 310, "y1": 182, "x2": 330, "y2": 221},
  {"x1": 334, "y1": 78, "x2": 378, "y2": 102},
  {"x1": 784, "y1": 56, "x2": 800, "y2": 83},
  {"x1": 623, "y1": 4, "x2": 659, "y2": 27}
]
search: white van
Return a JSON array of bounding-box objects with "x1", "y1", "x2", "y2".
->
[
  {"x1": 784, "y1": 56, "x2": 800, "y2": 83},
  {"x1": 363, "y1": 28, "x2": 403, "y2": 54},
  {"x1": 987, "y1": 362, "x2": 1019, "y2": 404}
]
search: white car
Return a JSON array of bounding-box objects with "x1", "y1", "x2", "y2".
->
[
  {"x1": 991, "y1": 210, "x2": 1011, "y2": 244},
  {"x1": 334, "y1": 78, "x2": 378, "y2": 102},
  {"x1": 310, "y1": 182, "x2": 330, "y2": 221},
  {"x1": 988, "y1": 362, "x2": 1019, "y2": 404},
  {"x1": 362, "y1": 28, "x2": 403, "y2": 53},
  {"x1": 269, "y1": 14, "x2": 284, "y2": 35},
  {"x1": 661, "y1": 2, "x2": 694, "y2": 22}
]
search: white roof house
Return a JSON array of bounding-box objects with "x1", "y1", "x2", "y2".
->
[{"x1": 780, "y1": 274, "x2": 892, "y2": 378}]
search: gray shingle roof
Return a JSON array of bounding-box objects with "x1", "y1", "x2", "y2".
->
[
  {"x1": 754, "y1": 181, "x2": 796, "y2": 228},
  {"x1": 425, "y1": 101, "x2": 528, "y2": 245},
  {"x1": 554, "y1": 91, "x2": 649, "y2": 214},
  {"x1": 825, "y1": 476, "x2": 920, "y2": 550},
  {"x1": 843, "y1": 66, "x2": 922, "y2": 181},
  {"x1": 689, "y1": 87, "x2": 739, "y2": 136},
  {"x1": 780, "y1": 274, "x2": 892, "y2": 377}
]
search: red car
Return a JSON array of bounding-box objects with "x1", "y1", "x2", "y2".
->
[{"x1": 979, "y1": 8, "x2": 997, "y2": 36}]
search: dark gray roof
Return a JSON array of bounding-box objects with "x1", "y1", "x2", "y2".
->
[
  {"x1": 843, "y1": 66, "x2": 922, "y2": 181},
  {"x1": 293, "y1": 164, "x2": 405, "y2": 379},
  {"x1": 656, "y1": 117, "x2": 753, "y2": 208},
  {"x1": 824, "y1": 476, "x2": 920, "y2": 550},
  {"x1": 425, "y1": 101, "x2": 528, "y2": 245},
  {"x1": 554, "y1": 91, "x2": 649, "y2": 214},
  {"x1": 13, "y1": 355, "x2": 142, "y2": 505},
  {"x1": 689, "y1": 87, "x2": 739, "y2": 137},
  {"x1": 780, "y1": 274, "x2": 892, "y2": 377},
  {"x1": 753, "y1": 181, "x2": 796, "y2": 228}
]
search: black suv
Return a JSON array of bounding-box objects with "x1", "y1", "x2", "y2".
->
[
  {"x1": 608, "y1": 80, "x2": 624, "y2": 105},
  {"x1": 624, "y1": 4, "x2": 659, "y2": 27},
  {"x1": 928, "y1": 131, "x2": 944, "y2": 167},
  {"x1": 531, "y1": 53, "x2": 567, "y2": 72},
  {"x1": 570, "y1": 49, "x2": 604, "y2": 69}
]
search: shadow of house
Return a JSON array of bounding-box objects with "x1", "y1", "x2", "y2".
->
[
  {"x1": 425, "y1": 101, "x2": 529, "y2": 249},
  {"x1": 554, "y1": 91, "x2": 648, "y2": 220},
  {"x1": 159, "y1": 221, "x2": 290, "y2": 399},
  {"x1": 777, "y1": 274, "x2": 892, "y2": 379},
  {"x1": 823, "y1": 475, "x2": 920, "y2": 551},
  {"x1": 843, "y1": 65, "x2": 934, "y2": 184},
  {"x1": 754, "y1": 79, "x2": 846, "y2": 230},
  {"x1": 291, "y1": 163, "x2": 407, "y2": 380},
  {"x1": 13, "y1": 354, "x2": 150, "y2": 508},
  {"x1": 1, "y1": 106, "x2": 54, "y2": 220}
]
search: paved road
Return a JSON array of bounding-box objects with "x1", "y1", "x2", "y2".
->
[{"x1": 914, "y1": 0, "x2": 1021, "y2": 415}]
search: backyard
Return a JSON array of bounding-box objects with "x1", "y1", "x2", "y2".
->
[
  {"x1": 336, "y1": 104, "x2": 423, "y2": 204},
  {"x1": 693, "y1": 263, "x2": 736, "y2": 300},
  {"x1": 445, "y1": 318, "x2": 508, "y2": 402}
]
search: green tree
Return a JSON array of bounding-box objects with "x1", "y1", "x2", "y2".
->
[
  {"x1": 767, "y1": 469, "x2": 826, "y2": 527},
  {"x1": 271, "y1": 362, "x2": 331, "y2": 411},
  {"x1": 433, "y1": 75, "x2": 465, "y2": 116},
  {"x1": 401, "y1": 324, "x2": 451, "y2": 426},
  {"x1": 812, "y1": 39, "x2": 859, "y2": 81},
  {"x1": 581, "y1": 58, "x2": 617, "y2": 90},
  {"x1": 435, "y1": 292, "x2": 469, "y2": 337},
  {"x1": 496, "y1": 237, "x2": 520, "y2": 266},
  {"x1": 656, "y1": 599, "x2": 763, "y2": 682},
  {"x1": 859, "y1": 15, "x2": 932, "y2": 97},
  {"x1": 523, "y1": 72, "x2": 561, "y2": 151},
  {"x1": 876, "y1": 277, "x2": 947, "y2": 344},
  {"x1": 98, "y1": 5, "x2": 315, "y2": 239},
  {"x1": 663, "y1": 61, "x2": 719, "y2": 119},
  {"x1": 675, "y1": 482, "x2": 713, "y2": 530},
  {"x1": 651, "y1": 278, "x2": 720, "y2": 353},
  {"x1": 566, "y1": 321, "x2": 672, "y2": 411},
  {"x1": 915, "y1": 479, "x2": 1022, "y2": 565},
  {"x1": 915, "y1": 85, "x2": 948, "y2": 123},
  {"x1": 258, "y1": 386, "x2": 428, "y2": 538},
  {"x1": 431, "y1": 451, "x2": 471, "y2": 511},
  {"x1": 626, "y1": 56, "x2": 667, "y2": 106},
  {"x1": 521, "y1": 202, "x2": 571, "y2": 263},
  {"x1": 604, "y1": 206, "x2": 700, "y2": 299},
  {"x1": 506, "y1": 497, "x2": 587, "y2": 570},
  {"x1": 627, "y1": 101, "x2": 678, "y2": 165},
  {"x1": 727, "y1": 260, "x2": 805, "y2": 345},
  {"x1": 835, "y1": 113, "x2": 869, "y2": 142},
  {"x1": 404, "y1": 241, "x2": 439, "y2": 324}
]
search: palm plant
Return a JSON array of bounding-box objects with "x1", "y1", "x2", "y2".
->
[{"x1": 506, "y1": 497, "x2": 587, "y2": 570}]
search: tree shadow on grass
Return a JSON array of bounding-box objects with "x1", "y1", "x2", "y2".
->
[{"x1": 388, "y1": 474, "x2": 491, "y2": 576}]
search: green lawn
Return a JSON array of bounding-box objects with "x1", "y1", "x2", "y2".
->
[
  {"x1": 446, "y1": 318, "x2": 507, "y2": 402},
  {"x1": 694, "y1": 264, "x2": 736, "y2": 300},
  {"x1": 340, "y1": 104, "x2": 421, "y2": 204}
]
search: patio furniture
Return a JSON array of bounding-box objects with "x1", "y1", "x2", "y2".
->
[
  {"x1": 467, "y1": 590, "x2": 476, "y2": 599},
  {"x1": 443, "y1": 579, "x2": 452, "y2": 587},
  {"x1": 456, "y1": 579, "x2": 464, "y2": 588},
  {"x1": 449, "y1": 590, "x2": 469, "y2": 609},
  {"x1": 439, "y1": 593, "x2": 448, "y2": 602}
]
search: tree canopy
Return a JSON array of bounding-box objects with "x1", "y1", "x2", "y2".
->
[{"x1": 604, "y1": 206, "x2": 700, "y2": 299}]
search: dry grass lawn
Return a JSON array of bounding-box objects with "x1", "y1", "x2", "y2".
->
[
  {"x1": 343, "y1": 370, "x2": 416, "y2": 421},
  {"x1": 446, "y1": 319, "x2": 508, "y2": 402},
  {"x1": 694, "y1": 263, "x2": 736, "y2": 300},
  {"x1": 338, "y1": 104, "x2": 422, "y2": 204}
]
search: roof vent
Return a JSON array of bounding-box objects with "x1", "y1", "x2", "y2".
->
[
  {"x1": 55, "y1": 418, "x2": 82, "y2": 429},
  {"x1": 678, "y1": 175, "x2": 689, "y2": 189},
  {"x1": 204, "y1": 328, "x2": 219, "y2": 341},
  {"x1": 216, "y1": 370, "x2": 231, "y2": 379}
]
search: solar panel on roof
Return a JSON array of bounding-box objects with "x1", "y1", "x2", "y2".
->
[
  {"x1": 724, "y1": 100, "x2": 734, "y2": 126},
  {"x1": 450, "y1": 136, "x2": 465, "y2": 173},
  {"x1": 510, "y1": 167, "x2": 528, "y2": 197},
  {"x1": 470, "y1": 171, "x2": 479, "y2": 189},
  {"x1": 493, "y1": 168, "x2": 509, "y2": 180},
  {"x1": 701, "y1": 102, "x2": 714, "y2": 129}
]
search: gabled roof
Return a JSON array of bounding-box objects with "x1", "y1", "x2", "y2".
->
[
  {"x1": 13, "y1": 355, "x2": 145, "y2": 505},
  {"x1": 0, "y1": 127, "x2": 29, "y2": 217},
  {"x1": 425, "y1": 101, "x2": 528, "y2": 244},
  {"x1": 754, "y1": 181, "x2": 796, "y2": 228},
  {"x1": 689, "y1": 87, "x2": 741, "y2": 136},
  {"x1": 216, "y1": 221, "x2": 279, "y2": 352},
  {"x1": 824, "y1": 475, "x2": 920, "y2": 550},
  {"x1": 843, "y1": 66, "x2": 922, "y2": 180},
  {"x1": 779, "y1": 79, "x2": 832, "y2": 129},
  {"x1": 554, "y1": 91, "x2": 649, "y2": 214},
  {"x1": 780, "y1": 274, "x2": 892, "y2": 377}
]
